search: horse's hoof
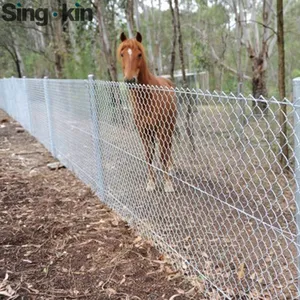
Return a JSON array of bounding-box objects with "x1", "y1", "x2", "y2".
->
[
  {"x1": 164, "y1": 181, "x2": 174, "y2": 193},
  {"x1": 146, "y1": 180, "x2": 156, "y2": 192}
]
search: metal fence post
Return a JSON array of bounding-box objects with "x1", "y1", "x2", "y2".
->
[
  {"x1": 293, "y1": 77, "x2": 300, "y2": 298},
  {"x1": 23, "y1": 76, "x2": 32, "y2": 133},
  {"x1": 87, "y1": 74, "x2": 105, "y2": 199},
  {"x1": 43, "y1": 76, "x2": 56, "y2": 157},
  {"x1": 0, "y1": 78, "x2": 7, "y2": 112},
  {"x1": 10, "y1": 76, "x2": 16, "y2": 119},
  {"x1": 235, "y1": 82, "x2": 246, "y2": 144}
]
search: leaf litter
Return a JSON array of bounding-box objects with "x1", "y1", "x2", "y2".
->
[
  {"x1": 1, "y1": 110, "x2": 280, "y2": 299},
  {"x1": 0, "y1": 111, "x2": 204, "y2": 299}
]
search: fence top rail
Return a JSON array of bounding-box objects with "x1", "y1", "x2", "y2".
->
[{"x1": 0, "y1": 77, "x2": 294, "y2": 107}]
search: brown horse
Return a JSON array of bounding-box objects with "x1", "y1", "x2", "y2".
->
[{"x1": 117, "y1": 32, "x2": 177, "y2": 193}]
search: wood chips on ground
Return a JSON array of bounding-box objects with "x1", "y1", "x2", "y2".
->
[{"x1": 0, "y1": 110, "x2": 207, "y2": 300}]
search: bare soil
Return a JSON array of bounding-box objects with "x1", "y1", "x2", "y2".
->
[{"x1": 0, "y1": 110, "x2": 204, "y2": 300}]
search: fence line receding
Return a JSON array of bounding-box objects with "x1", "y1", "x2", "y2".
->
[{"x1": 1, "y1": 77, "x2": 300, "y2": 299}]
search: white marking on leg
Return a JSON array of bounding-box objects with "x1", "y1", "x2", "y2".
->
[
  {"x1": 127, "y1": 48, "x2": 132, "y2": 56},
  {"x1": 164, "y1": 180, "x2": 174, "y2": 193},
  {"x1": 146, "y1": 178, "x2": 155, "y2": 192},
  {"x1": 168, "y1": 159, "x2": 174, "y2": 173}
]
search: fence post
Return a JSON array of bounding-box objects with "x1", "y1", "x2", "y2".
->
[
  {"x1": 23, "y1": 76, "x2": 32, "y2": 133},
  {"x1": 236, "y1": 83, "x2": 245, "y2": 144},
  {"x1": 293, "y1": 77, "x2": 300, "y2": 298},
  {"x1": 43, "y1": 76, "x2": 56, "y2": 157},
  {"x1": 1, "y1": 78, "x2": 8, "y2": 112},
  {"x1": 10, "y1": 76, "x2": 16, "y2": 119},
  {"x1": 87, "y1": 74, "x2": 105, "y2": 199}
]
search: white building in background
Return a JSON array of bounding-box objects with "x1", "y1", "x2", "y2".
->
[{"x1": 161, "y1": 70, "x2": 209, "y2": 90}]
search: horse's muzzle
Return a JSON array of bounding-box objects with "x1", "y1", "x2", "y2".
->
[{"x1": 124, "y1": 78, "x2": 137, "y2": 84}]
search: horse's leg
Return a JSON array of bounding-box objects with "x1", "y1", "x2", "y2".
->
[
  {"x1": 141, "y1": 128, "x2": 156, "y2": 191},
  {"x1": 168, "y1": 153, "x2": 174, "y2": 172},
  {"x1": 158, "y1": 127, "x2": 174, "y2": 193}
]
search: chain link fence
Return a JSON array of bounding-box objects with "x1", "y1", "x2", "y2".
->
[{"x1": 1, "y1": 77, "x2": 300, "y2": 299}]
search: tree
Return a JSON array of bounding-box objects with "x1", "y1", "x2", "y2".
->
[
  {"x1": 133, "y1": 0, "x2": 141, "y2": 32},
  {"x1": 168, "y1": 0, "x2": 177, "y2": 81},
  {"x1": 94, "y1": 0, "x2": 118, "y2": 81},
  {"x1": 140, "y1": 2, "x2": 155, "y2": 73},
  {"x1": 173, "y1": 0, "x2": 195, "y2": 150},
  {"x1": 0, "y1": 0, "x2": 297, "y2": 92},
  {"x1": 174, "y1": 0, "x2": 187, "y2": 87},
  {"x1": 233, "y1": 0, "x2": 292, "y2": 110},
  {"x1": 0, "y1": 28, "x2": 25, "y2": 78},
  {"x1": 125, "y1": 0, "x2": 135, "y2": 38},
  {"x1": 277, "y1": 0, "x2": 289, "y2": 170}
]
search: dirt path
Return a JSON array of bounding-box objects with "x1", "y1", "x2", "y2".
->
[{"x1": 0, "y1": 110, "x2": 203, "y2": 300}]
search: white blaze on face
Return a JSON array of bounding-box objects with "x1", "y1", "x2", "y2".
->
[{"x1": 127, "y1": 48, "x2": 133, "y2": 56}]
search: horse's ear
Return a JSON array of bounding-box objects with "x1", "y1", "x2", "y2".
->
[
  {"x1": 136, "y1": 32, "x2": 142, "y2": 43},
  {"x1": 120, "y1": 32, "x2": 127, "y2": 42}
]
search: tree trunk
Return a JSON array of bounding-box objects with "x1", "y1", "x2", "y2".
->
[
  {"x1": 69, "y1": 21, "x2": 80, "y2": 64},
  {"x1": 126, "y1": 0, "x2": 135, "y2": 38},
  {"x1": 154, "y1": 0, "x2": 163, "y2": 75},
  {"x1": 134, "y1": 0, "x2": 141, "y2": 32},
  {"x1": 96, "y1": 0, "x2": 117, "y2": 81},
  {"x1": 140, "y1": 2, "x2": 155, "y2": 74},
  {"x1": 174, "y1": 0, "x2": 194, "y2": 150},
  {"x1": 168, "y1": 0, "x2": 177, "y2": 82},
  {"x1": 233, "y1": 0, "x2": 275, "y2": 111},
  {"x1": 10, "y1": 30, "x2": 25, "y2": 77},
  {"x1": 13, "y1": 44, "x2": 25, "y2": 78},
  {"x1": 277, "y1": 0, "x2": 289, "y2": 170},
  {"x1": 14, "y1": 57, "x2": 22, "y2": 78},
  {"x1": 251, "y1": 56, "x2": 268, "y2": 112},
  {"x1": 54, "y1": 52, "x2": 63, "y2": 78},
  {"x1": 47, "y1": 0, "x2": 66, "y2": 78},
  {"x1": 156, "y1": 42, "x2": 163, "y2": 75},
  {"x1": 3, "y1": 45, "x2": 23, "y2": 78},
  {"x1": 236, "y1": 0, "x2": 243, "y2": 94},
  {"x1": 174, "y1": 0, "x2": 186, "y2": 87}
]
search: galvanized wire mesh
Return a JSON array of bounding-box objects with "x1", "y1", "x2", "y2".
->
[{"x1": 1, "y1": 77, "x2": 300, "y2": 299}]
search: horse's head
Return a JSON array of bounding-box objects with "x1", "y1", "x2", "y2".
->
[{"x1": 118, "y1": 32, "x2": 145, "y2": 84}]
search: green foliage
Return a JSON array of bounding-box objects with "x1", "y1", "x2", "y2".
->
[
  {"x1": 292, "y1": 69, "x2": 300, "y2": 79},
  {"x1": 63, "y1": 41, "x2": 97, "y2": 79},
  {"x1": 221, "y1": 74, "x2": 238, "y2": 94},
  {"x1": 23, "y1": 53, "x2": 49, "y2": 77},
  {"x1": 203, "y1": 3, "x2": 229, "y2": 26},
  {"x1": 0, "y1": 53, "x2": 15, "y2": 78},
  {"x1": 192, "y1": 42, "x2": 210, "y2": 72},
  {"x1": 0, "y1": 0, "x2": 298, "y2": 97}
]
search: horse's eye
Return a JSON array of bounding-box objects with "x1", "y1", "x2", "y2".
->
[
  {"x1": 121, "y1": 53, "x2": 124, "y2": 57},
  {"x1": 138, "y1": 53, "x2": 142, "y2": 58}
]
